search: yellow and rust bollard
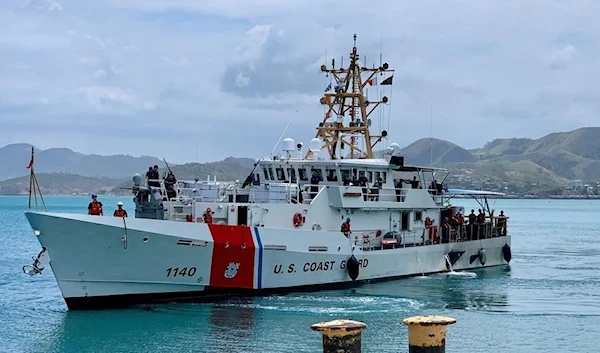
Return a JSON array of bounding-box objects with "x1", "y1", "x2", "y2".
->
[
  {"x1": 403, "y1": 315, "x2": 456, "y2": 353},
  {"x1": 311, "y1": 319, "x2": 367, "y2": 353}
]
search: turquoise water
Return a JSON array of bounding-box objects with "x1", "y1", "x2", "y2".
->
[{"x1": 1, "y1": 196, "x2": 599, "y2": 353}]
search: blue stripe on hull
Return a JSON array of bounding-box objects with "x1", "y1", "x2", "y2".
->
[{"x1": 253, "y1": 227, "x2": 263, "y2": 289}]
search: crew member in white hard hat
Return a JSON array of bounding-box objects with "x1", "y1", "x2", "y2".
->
[{"x1": 113, "y1": 201, "x2": 128, "y2": 218}]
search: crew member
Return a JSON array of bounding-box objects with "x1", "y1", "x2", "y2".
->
[
  {"x1": 441, "y1": 217, "x2": 451, "y2": 243},
  {"x1": 88, "y1": 194, "x2": 103, "y2": 216},
  {"x1": 163, "y1": 170, "x2": 177, "y2": 200},
  {"x1": 496, "y1": 210, "x2": 507, "y2": 236},
  {"x1": 202, "y1": 208, "x2": 213, "y2": 224},
  {"x1": 310, "y1": 170, "x2": 322, "y2": 199},
  {"x1": 113, "y1": 201, "x2": 128, "y2": 217},
  {"x1": 186, "y1": 214, "x2": 193, "y2": 222},
  {"x1": 407, "y1": 176, "x2": 420, "y2": 189},
  {"x1": 341, "y1": 217, "x2": 351, "y2": 237},
  {"x1": 148, "y1": 165, "x2": 160, "y2": 187}
]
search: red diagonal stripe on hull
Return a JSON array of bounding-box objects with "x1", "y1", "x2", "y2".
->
[{"x1": 208, "y1": 224, "x2": 255, "y2": 289}]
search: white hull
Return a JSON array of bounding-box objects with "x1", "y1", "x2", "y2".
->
[{"x1": 25, "y1": 211, "x2": 511, "y2": 310}]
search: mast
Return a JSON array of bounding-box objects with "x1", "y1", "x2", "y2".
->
[{"x1": 309, "y1": 34, "x2": 394, "y2": 160}]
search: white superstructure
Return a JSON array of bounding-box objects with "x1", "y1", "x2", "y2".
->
[{"x1": 23, "y1": 35, "x2": 512, "y2": 310}]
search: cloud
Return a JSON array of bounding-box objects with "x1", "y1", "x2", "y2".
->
[
  {"x1": 0, "y1": 0, "x2": 599, "y2": 163},
  {"x1": 547, "y1": 45, "x2": 577, "y2": 70}
]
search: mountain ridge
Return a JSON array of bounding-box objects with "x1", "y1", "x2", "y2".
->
[{"x1": 2, "y1": 126, "x2": 600, "y2": 195}]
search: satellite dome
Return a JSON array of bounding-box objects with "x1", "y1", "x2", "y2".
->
[
  {"x1": 282, "y1": 138, "x2": 295, "y2": 152},
  {"x1": 309, "y1": 138, "x2": 322, "y2": 152}
]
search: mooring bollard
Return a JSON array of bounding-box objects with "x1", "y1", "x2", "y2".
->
[
  {"x1": 311, "y1": 319, "x2": 367, "y2": 353},
  {"x1": 402, "y1": 315, "x2": 456, "y2": 353}
]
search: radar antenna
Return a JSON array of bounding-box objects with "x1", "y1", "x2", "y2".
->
[{"x1": 309, "y1": 34, "x2": 394, "y2": 160}]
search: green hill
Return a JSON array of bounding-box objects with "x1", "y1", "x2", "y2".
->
[
  {"x1": 3, "y1": 127, "x2": 600, "y2": 196},
  {"x1": 0, "y1": 173, "x2": 123, "y2": 196},
  {"x1": 400, "y1": 138, "x2": 478, "y2": 165},
  {"x1": 0, "y1": 143, "x2": 165, "y2": 181}
]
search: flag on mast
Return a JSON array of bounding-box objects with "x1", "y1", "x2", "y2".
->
[
  {"x1": 380, "y1": 75, "x2": 393, "y2": 85},
  {"x1": 366, "y1": 76, "x2": 377, "y2": 86},
  {"x1": 26, "y1": 156, "x2": 33, "y2": 169}
]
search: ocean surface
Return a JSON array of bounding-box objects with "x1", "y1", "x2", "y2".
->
[{"x1": 0, "y1": 195, "x2": 599, "y2": 353}]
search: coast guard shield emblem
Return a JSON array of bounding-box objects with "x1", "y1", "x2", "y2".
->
[{"x1": 224, "y1": 262, "x2": 240, "y2": 279}]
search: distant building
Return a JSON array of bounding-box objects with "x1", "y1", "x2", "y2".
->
[{"x1": 568, "y1": 180, "x2": 584, "y2": 188}]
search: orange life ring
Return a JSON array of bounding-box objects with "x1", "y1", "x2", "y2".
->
[{"x1": 293, "y1": 212, "x2": 303, "y2": 227}]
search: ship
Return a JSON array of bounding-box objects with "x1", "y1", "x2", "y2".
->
[{"x1": 22, "y1": 35, "x2": 512, "y2": 310}]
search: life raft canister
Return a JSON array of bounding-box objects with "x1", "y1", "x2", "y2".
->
[{"x1": 293, "y1": 212, "x2": 303, "y2": 227}]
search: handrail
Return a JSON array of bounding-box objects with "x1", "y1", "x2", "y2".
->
[{"x1": 422, "y1": 216, "x2": 509, "y2": 244}]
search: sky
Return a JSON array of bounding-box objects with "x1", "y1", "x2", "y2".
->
[{"x1": 0, "y1": 0, "x2": 599, "y2": 164}]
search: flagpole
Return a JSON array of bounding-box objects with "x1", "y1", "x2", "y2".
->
[
  {"x1": 28, "y1": 147, "x2": 33, "y2": 209},
  {"x1": 33, "y1": 170, "x2": 46, "y2": 211},
  {"x1": 26, "y1": 146, "x2": 47, "y2": 212}
]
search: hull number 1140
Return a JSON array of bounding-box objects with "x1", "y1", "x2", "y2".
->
[{"x1": 166, "y1": 267, "x2": 197, "y2": 277}]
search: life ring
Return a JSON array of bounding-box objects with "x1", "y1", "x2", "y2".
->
[{"x1": 293, "y1": 212, "x2": 303, "y2": 227}]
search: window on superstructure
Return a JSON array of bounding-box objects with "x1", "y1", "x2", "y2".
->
[
  {"x1": 367, "y1": 171, "x2": 373, "y2": 182},
  {"x1": 415, "y1": 211, "x2": 423, "y2": 222},
  {"x1": 275, "y1": 167, "x2": 285, "y2": 181},
  {"x1": 262, "y1": 166, "x2": 270, "y2": 181},
  {"x1": 375, "y1": 171, "x2": 381, "y2": 181},
  {"x1": 326, "y1": 169, "x2": 337, "y2": 181},
  {"x1": 287, "y1": 168, "x2": 297, "y2": 182},
  {"x1": 382, "y1": 172, "x2": 387, "y2": 182},
  {"x1": 340, "y1": 169, "x2": 351, "y2": 183},
  {"x1": 298, "y1": 168, "x2": 308, "y2": 181},
  {"x1": 311, "y1": 168, "x2": 323, "y2": 179}
]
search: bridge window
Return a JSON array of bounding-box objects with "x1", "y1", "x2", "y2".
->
[
  {"x1": 298, "y1": 168, "x2": 308, "y2": 181},
  {"x1": 310, "y1": 168, "x2": 323, "y2": 182},
  {"x1": 367, "y1": 171, "x2": 373, "y2": 182},
  {"x1": 382, "y1": 172, "x2": 387, "y2": 182},
  {"x1": 275, "y1": 167, "x2": 285, "y2": 181},
  {"x1": 375, "y1": 171, "x2": 381, "y2": 181},
  {"x1": 286, "y1": 168, "x2": 297, "y2": 182},
  {"x1": 340, "y1": 169, "x2": 351, "y2": 182},
  {"x1": 262, "y1": 166, "x2": 270, "y2": 181},
  {"x1": 326, "y1": 169, "x2": 338, "y2": 181}
]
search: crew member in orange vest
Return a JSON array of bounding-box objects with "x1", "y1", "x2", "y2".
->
[
  {"x1": 113, "y1": 201, "x2": 128, "y2": 217},
  {"x1": 341, "y1": 218, "x2": 351, "y2": 237},
  {"x1": 88, "y1": 194, "x2": 103, "y2": 216},
  {"x1": 202, "y1": 208, "x2": 213, "y2": 224}
]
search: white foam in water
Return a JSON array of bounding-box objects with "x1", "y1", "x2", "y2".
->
[
  {"x1": 445, "y1": 270, "x2": 478, "y2": 278},
  {"x1": 441, "y1": 254, "x2": 477, "y2": 278}
]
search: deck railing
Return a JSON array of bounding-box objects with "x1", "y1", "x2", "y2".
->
[
  {"x1": 422, "y1": 216, "x2": 509, "y2": 245},
  {"x1": 145, "y1": 177, "x2": 452, "y2": 207}
]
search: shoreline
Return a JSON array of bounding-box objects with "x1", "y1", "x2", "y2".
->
[{"x1": 1, "y1": 194, "x2": 599, "y2": 200}]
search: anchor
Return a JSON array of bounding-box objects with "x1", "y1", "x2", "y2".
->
[{"x1": 22, "y1": 247, "x2": 50, "y2": 276}]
